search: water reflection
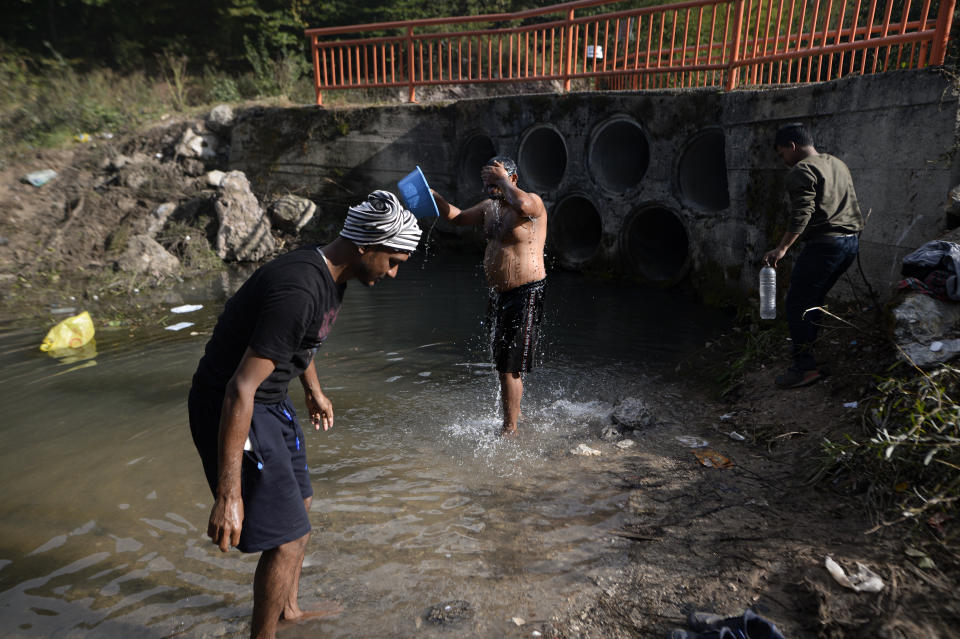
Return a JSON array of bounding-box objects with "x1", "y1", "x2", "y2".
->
[{"x1": 0, "y1": 251, "x2": 729, "y2": 637}]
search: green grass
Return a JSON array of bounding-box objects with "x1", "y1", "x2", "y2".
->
[
  {"x1": 0, "y1": 41, "x2": 317, "y2": 158},
  {"x1": 823, "y1": 363, "x2": 960, "y2": 534}
]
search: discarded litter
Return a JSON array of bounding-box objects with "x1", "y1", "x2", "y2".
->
[
  {"x1": 693, "y1": 449, "x2": 734, "y2": 469},
  {"x1": 719, "y1": 413, "x2": 735, "y2": 422},
  {"x1": 171, "y1": 304, "x2": 203, "y2": 314},
  {"x1": 676, "y1": 435, "x2": 709, "y2": 448},
  {"x1": 615, "y1": 439, "x2": 635, "y2": 449},
  {"x1": 727, "y1": 431, "x2": 746, "y2": 441},
  {"x1": 570, "y1": 443, "x2": 602, "y2": 456},
  {"x1": 512, "y1": 617, "x2": 525, "y2": 626},
  {"x1": 165, "y1": 321, "x2": 194, "y2": 331},
  {"x1": 40, "y1": 311, "x2": 95, "y2": 351},
  {"x1": 50, "y1": 306, "x2": 77, "y2": 315},
  {"x1": 843, "y1": 401, "x2": 858, "y2": 408},
  {"x1": 930, "y1": 341, "x2": 944, "y2": 352},
  {"x1": 824, "y1": 556, "x2": 884, "y2": 592},
  {"x1": 24, "y1": 169, "x2": 57, "y2": 187},
  {"x1": 74, "y1": 132, "x2": 92, "y2": 143}
]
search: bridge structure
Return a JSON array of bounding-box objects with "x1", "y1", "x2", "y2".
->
[{"x1": 304, "y1": 0, "x2": 956, "y2": 105}]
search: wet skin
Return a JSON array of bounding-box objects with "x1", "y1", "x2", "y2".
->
[{"x1": 432, "y1": 162, "x2": 548, "y2": 436}]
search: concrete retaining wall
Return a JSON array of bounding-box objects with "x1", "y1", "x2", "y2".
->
[{"x1": 230, "y1": 68, "x2": 960, "y2": 304}]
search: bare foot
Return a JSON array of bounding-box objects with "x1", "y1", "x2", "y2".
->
[
  {"x1": 499, "y1": 425, "x2": 518, "y2": 438},
  {"x1": 279, "y1": 600, "x2": 343, "y2": 627}
]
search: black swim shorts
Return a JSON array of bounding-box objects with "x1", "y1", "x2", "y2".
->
[
  {"x1": 487, "y1": 278, "x2": 546, "y2": 374},
  {"x1": 188, "y1": 385, "x2": 313, "y2": 553}
]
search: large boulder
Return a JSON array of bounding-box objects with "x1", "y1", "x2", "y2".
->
[
  {"x1": 116, "y1": 235, "x2": 180, "y2": 278},
  {"x1": 176, "y1": 126, "x2": 219, "y2": 161},
  {"x1": 269, "y1": 195, "x2": 317, "y2": 234},
  {"x1": 206, "y1": 104, "x2": 236, "y2": 134},
  {"x1": 611, "y1": 397, "x2": 656, "y2": 430},
  {"x1": 214, "y1": 171, "x2": 275, "y2": 262}
]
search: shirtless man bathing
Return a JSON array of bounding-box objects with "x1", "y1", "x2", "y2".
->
[{"x1": 433, "y1": 156, "x2": 548, "y2": 437}]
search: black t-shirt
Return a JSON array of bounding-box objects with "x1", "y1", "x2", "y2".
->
[{"x1": 194, "y1": 245, "x2": 345, "y2": 403}]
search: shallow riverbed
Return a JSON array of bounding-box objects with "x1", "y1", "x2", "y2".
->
[{"x1": 0, "y1": 251, "x2": 729, "y2": 638}]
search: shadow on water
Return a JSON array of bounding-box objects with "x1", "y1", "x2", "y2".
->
[{"x1": 0, "y1": 251, "x2": 730, "y2": 637}]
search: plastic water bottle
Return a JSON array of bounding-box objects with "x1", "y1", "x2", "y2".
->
[{"x1": 759, "y1": 265, "x2": 776, "y2": 320}]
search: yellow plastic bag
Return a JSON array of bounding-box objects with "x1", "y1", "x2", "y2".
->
[{"x1": 40, "y1": 311, "x2": 95, "y2": 351}]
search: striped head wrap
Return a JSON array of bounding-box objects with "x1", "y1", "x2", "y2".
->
[{"x1": 340, "y1": 190, "x2": 422, "y2": 253}]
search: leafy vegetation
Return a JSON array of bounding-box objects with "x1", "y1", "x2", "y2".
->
[{"x1": 824, "y1": 364, "x2": 960, "y2": 534}]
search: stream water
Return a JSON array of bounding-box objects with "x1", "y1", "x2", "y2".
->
[{"x1": 0, "y1": 252, "x2": 729, "y2": 638}]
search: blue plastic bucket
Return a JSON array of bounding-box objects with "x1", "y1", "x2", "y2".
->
[{"x1": 397, "y1": 166, "x2": 440, "y2": 219}]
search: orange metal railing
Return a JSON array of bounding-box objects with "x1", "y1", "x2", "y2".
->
[{"x1": 305, "y1": 0, "x2": 956, "y2": 105}]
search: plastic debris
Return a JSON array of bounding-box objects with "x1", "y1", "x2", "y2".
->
[
  {"x1": 51, "y1": 306, "x2": 77, "y2": 315},
  {"x1": 40, "y1": 311, "x2": 95, "y2": 351},
  {"x1": 615, "y1": 439, "x2": 635, "y2": 449},
  {"x1": 930, "y1": 341, "x2": 944, "y2": 352},
  {"x1": 719, "y1": 413, "x2": 735, "y2": 422},
  {"x1": 693, "y1": 449, "x2": 734, "y2": 469},
  {"x1": 171, "y1": 304, "x2": 203, "y2": 314},
  {"x1": 570, "y1": 443, "x2": 601, "y2": 456},
  {"x1": 74, "y1": 133, "x2": 92, "y2": 143},
  {"x1": 824, "y1": 556, "x2": 884, "y2": 592},
  {"x1": 512, "y1": 617, "x2": 525, "y2": 626},
  {"x1": 165, "y1": 321, "x2": 194, "y2": 331},
  {"x1": 843, "y1": 401, "x2": 858, "y2": 408},
  {"x1": 24, "y1": 169, "x2": 57, "y2": 187},
  {"x1": 728, "y1": 431, "x2": 746, "y2": 441},
  {"x1": 676, "y1": 435, "x2": 708, "y2": 448}
]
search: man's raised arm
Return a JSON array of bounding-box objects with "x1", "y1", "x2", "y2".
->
[{"x1": 432, "y1": 190, "x2": 486, "y2": 227}]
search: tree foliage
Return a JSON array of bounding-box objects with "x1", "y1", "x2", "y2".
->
[{"x1": 1, "y1": 0, "x2": 554, "y2": 70}]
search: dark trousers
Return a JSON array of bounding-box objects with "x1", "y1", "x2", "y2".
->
[{"x1": 785, "y1": 234, "x2": 859, "y2": 371}]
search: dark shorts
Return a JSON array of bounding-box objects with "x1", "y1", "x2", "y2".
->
[
  {"x1": 188, "y1": 384, "x2": 313, "y2": 553},
  {"x1": 487, "y1": 279, "x2": 546, "y2": 374}
]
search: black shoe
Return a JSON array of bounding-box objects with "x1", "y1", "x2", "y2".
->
[
  {"x1": 775, "y1": 367, "x2": 822, "y2": 389},
  {"x1": 688, "y1": 611, "x2": 727, "y2": 632},
  {"x1": 667, "y1": 628, "x2": 739, "y2": 639},
  {"x1": 685, "y1": 609, "x2": 785, "y2": 639}
]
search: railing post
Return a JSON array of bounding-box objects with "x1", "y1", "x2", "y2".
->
[
  {"x1": 563, "y1": 9, "x2": 575, "y2": 92},
  {"x1": 407, "y1": 26, "x2": 417, "y2": 102},
  {"x1": 311, "y1": 35, "x2": 323, "y2": 106},
  {"x1": 929, "y1": 0, "x2": 957, "y2": 66},
  {"x1": 725, "y1": 0, "x2": 747, "y2": 90}
]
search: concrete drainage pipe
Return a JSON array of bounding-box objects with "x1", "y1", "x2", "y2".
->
[
  {"x1": 677, "y1": 128, "x2": 730, "y2": 211},
  {"x1": 621, "y1": 206, "x2": 690, "y2": 286},
  {"x1": 550, "y1": 194, "x2": 603, "y2": 266},
  {"x1": 518, "y1": 125, "x2": 567, "y2": 192},
  {"x1": 459, "y1": 134, "x2": 497, "y2": 186},
  {"x1": 589, "y1": 117, "x2": 650, "y2": 194}
]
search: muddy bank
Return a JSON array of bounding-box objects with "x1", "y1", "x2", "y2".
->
[{"x1": 545, "y1": 314, "x2": 959, "y2": 638}]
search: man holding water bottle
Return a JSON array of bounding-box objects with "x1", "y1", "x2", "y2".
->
[
  {"x1": 763, "y1": 123, "x2": 864, "y2": 389},
  {"x1": 432, "y1": 156, "x2": 548, "y2": 437}
]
